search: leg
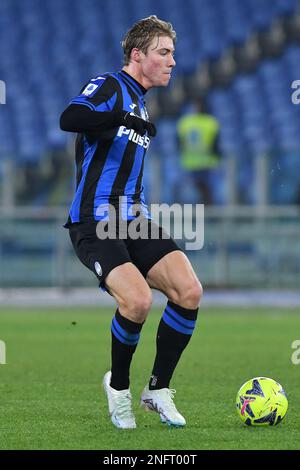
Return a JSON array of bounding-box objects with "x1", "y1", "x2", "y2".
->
[
  {"x1": 103, "y1": 263, "x2": 152, "y2": 429},
  {"x1": 145, "y1": 250, "x2": 202, "y2": 388},
  {"x1": 140, "y1": 251, "x2": 202, "y2": 427},
  {"x1": 194, "y1": 179, "x2": 212, "y2": 205},
  {"x1": 127, "y1": 222, "x2": 202, "y2": 389},
  {"x1": 106, "y1": 261, "x2": 153, "y2": 324},
  {"x1": 105, "y1": 262, "x2": 152, "y2": 390},
  {"x1": 146, "y1": 250, "x2": 203, "y2": 308},
  {"x1": 69, "y1": 223, "x2": 152, "y2": 429},
  {"x1": 69, "y1": 223, "x2": 152, "y2": 389}
]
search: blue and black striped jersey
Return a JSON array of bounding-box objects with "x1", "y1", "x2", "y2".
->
[{"x1": 64, "y1": 71, "x2": 153, "y2": 224}]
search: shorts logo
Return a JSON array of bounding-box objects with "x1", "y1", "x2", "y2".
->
[
  {"x1": 94, "y1": 261, "x2": 102, "y2": 277},
  {"x1": 82, "y1": 84, "x2": 98, "y2": 96}
]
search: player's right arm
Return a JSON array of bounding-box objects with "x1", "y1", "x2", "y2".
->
[
  {"x1": 60, "y1": 75, "x2": 156, "y2": 138},
  {"x1": 60, "y1": 75, "x2": 122, "y2": 136}
]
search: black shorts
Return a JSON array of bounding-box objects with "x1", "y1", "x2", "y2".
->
[{"x1": 68, "y1": 218, "x2": 181, "y2": 289}]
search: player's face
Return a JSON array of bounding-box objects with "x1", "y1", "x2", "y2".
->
[{"x1": 140, "y1": 35, "x2": 176, "y2": 87}]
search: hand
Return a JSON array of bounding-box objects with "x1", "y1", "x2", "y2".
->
[{"x1": 122, "y1": 111, "x2": 156, "y2": 137}]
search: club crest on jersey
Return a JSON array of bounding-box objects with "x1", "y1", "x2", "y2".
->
[
  {"x1": 82, "y1": 83, "x2": 98, "y2": 96},
  {"x1": 117, "y1": 126, "x2": 150, "y2": 149}
]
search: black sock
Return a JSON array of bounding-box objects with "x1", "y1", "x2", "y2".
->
[
  {"x1": 149, "y1": 301, "x2": 198, "y2": 390},
  {"x1": 110, "y1": 309, "x2": 143, "y2": 390}
]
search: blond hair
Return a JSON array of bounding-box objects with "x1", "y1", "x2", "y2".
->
[{"x1": 122, "y1": 15, "x2": 176, "y2": 65}]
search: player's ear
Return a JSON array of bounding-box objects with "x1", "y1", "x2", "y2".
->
[{"x1": 131, "y1": 48, "x2": 142, "y2": 63}]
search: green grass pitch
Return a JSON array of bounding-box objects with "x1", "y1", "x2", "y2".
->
[{"x1": 0, "y1": 306, "x2": 300, "y2": 450}]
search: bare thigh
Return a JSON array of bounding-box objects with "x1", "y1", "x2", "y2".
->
[{"x1": 146, "y1": 251, "x2": 202, "y2": 309}]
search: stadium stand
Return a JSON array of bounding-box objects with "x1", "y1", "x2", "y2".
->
[
  {"x1": 0, "y1": 0, "x2": 299, "y2": 206},
  {"x1": 0, "y1": 0, "x2": 300, "y2": 290}
]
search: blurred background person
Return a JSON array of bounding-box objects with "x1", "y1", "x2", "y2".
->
[{"x1": 177, "y1": 99, "x2": 221, "y2": 205}]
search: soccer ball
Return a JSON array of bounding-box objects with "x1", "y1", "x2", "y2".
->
[{"x1": 236, "y1": 377, "x2": 288, "y2": 426}]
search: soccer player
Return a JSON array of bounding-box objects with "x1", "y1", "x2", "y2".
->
[{"x1": 60, "y1": 15, "x2": 202, "y2": 429}]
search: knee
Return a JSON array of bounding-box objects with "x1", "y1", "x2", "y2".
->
[
  {"x1": 129, "y1": 293, "x2": 153, "y2": 322},
  {"x1": 120, "y1": 288, "x2": 153, "y2": 323},
  {"x1": 170, "y1": 279, "x2": 203, "y2": 310},
  {"x1": 183, "y1": 279, "x2": 203, "y2": 309},
  {"x1": 192, "y1": 280, "x2": 203, "y2": 306}
]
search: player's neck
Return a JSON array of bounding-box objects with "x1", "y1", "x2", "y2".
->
[{"x1": 122, "y1": 65, "x2": 152, "y2": 91}]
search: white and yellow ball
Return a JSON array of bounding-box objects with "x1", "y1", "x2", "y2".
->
[{"x1": 236, "y1": 377, "x2": 288, "y2": 426}]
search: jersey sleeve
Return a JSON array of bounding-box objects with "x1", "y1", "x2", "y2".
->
[{"x1": 70, "y1": 75, "x2": 120, "y2": 113}]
